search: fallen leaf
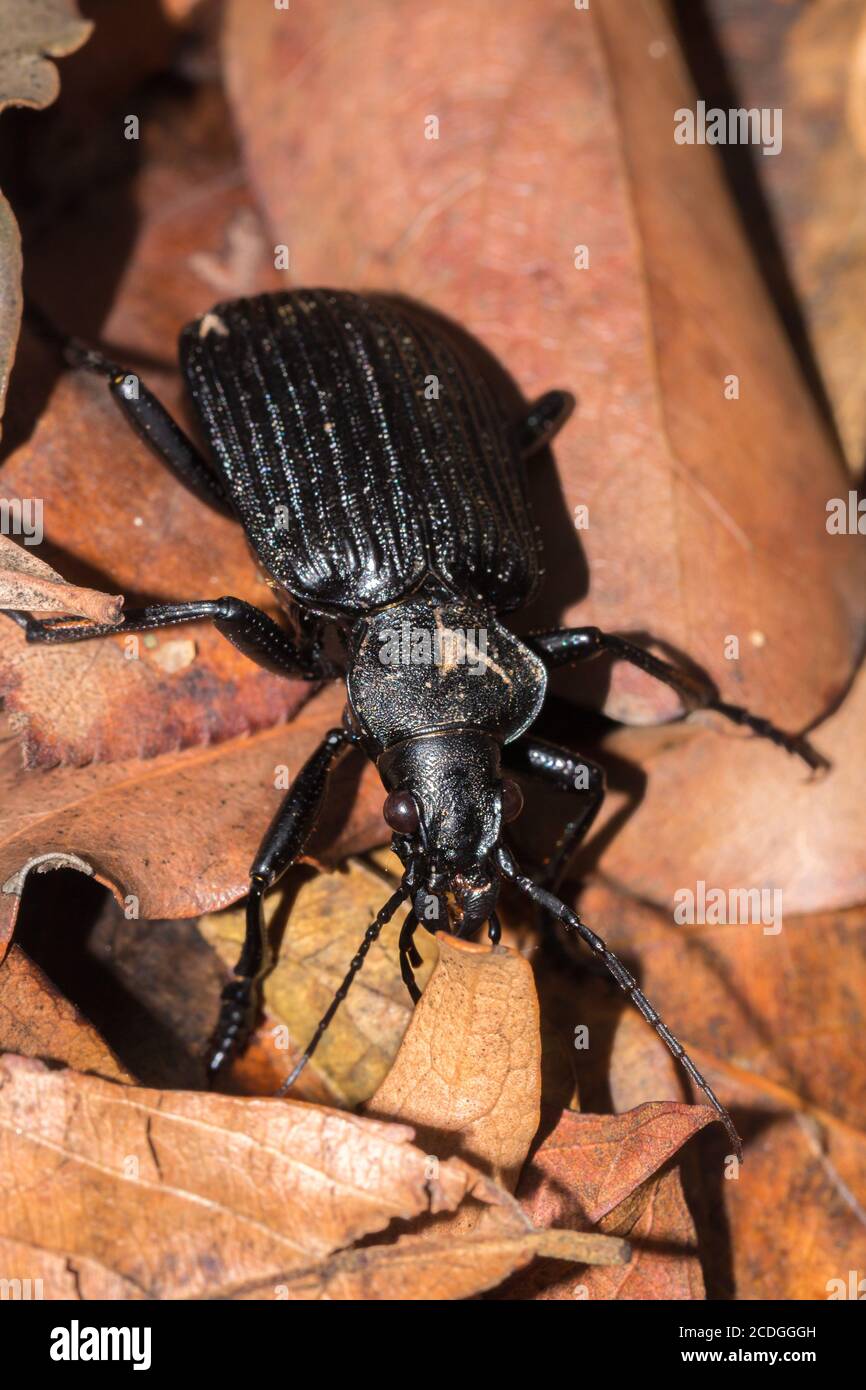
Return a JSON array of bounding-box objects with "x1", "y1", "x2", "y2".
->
[
  {"x1": 0, "y1": 0, "x2": 92, "y2": 436},
  {"x1": 698, "y1": 0, "x2": 866, "y2": 474},
  {"x1": 519, "y1": 1103, "x2": 720, "y2": 1227},
  {"x1": 367, "y1": 933, "x2": 542, "y2": 1196},
  {"x1": 0, "y1": 532, "x2": 122, "y2": 620},
  {"x1": 0, "y1": 942, "x2": 130, "y2": 1081},
  {"x1": 0, "y1": 195, "x2": 20, "y2": 439},
  {"x1": 563, "y1": 882, "x2": 866, "y2": 1298},
  {"x1": 0, "y1": 1053, "x2": 511, "y2": 1299},
  {"x1": 200, "y1": 855, "x2": 436, "y2": 1106},
  {"x1": 0, "y1": 683, "x2": 385, "y2": 929},
  {"x1": 500, "y1": 1104, "x2": 714, "y2": 1300},
  {"x1": 245, "y1": 1223, "x2": 629, "y2": 1302},
  {"x1": 0, "y1": 0, "x2": 92, "y2": 114}
]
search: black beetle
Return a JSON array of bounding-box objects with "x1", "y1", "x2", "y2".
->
[{"x1": 8, "y1": 289, "x2": 825, "y2": 1154}]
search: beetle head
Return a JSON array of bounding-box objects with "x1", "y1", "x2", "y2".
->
[{"x1": 377, "y1": 729, "x2": 523, "y2": 933}]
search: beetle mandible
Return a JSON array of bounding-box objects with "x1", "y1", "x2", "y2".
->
[{"x1": 8, "y1": 290, "x2": 826, "y2": 1155}]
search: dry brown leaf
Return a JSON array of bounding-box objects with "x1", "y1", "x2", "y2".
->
[
  {"x1": 564, "y1": 883, "x2": 866, "y2": 1299},
  {"x1": 0, "y1": 1053, "x2": 508, "y2": 1299},
  {"x1": 243, "y1": 1224, "x2": 629, "y2": 1302},
  {"x1": 368, "y1": 933, "x2": 542, "y2": 1196},
  {"x1": 223, "y1": 0, "x2": 866, "y2": 732},
  {"x1": 520, "y1": 1103, "x2": 720, "y2": 1227},
  {"x1": 500, "y1": 1104, "x2": 714, "y2": 1300},
  {"x1": 514, "y1": 654, "x2": 866, "y2": 918},
  {"x1": 702, "y1": 0, "x2": 866, "y2": 473},
  {"x1": 0, "y1": 532, "x2": 122, "y2": 620},
  {"x1": 0, "y1": 683, "x2": 384, "y2": 931},
  {"x1": 199, "y1": 855, "x2": 437, "y2": 1106},
  {"x1": 0, "y1": 0, "x2": 92, "y2": 435},
  {"x1": 0, "y1": 194, "x2": 20, "y2": 439},
  {"x1": 0, "y1": 943, "x2": 130, "y2": 1081},
  {"x1": 0, "y1": 1, "x2": 92, "y2": 113}
]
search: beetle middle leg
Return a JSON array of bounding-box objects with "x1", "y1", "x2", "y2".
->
[
  {"x1": 530, "y1": 626, "x2": 828, "y2": 772},
  {"x1": 208, "y1": 725, "x2": 355, "y2": 1078},
  {"x1": 3, "y1": 596, "x2": 336, "y2": 681}
]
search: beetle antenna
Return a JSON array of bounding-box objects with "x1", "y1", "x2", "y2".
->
[
  {"x1": 496, "y1": 845, "x2": 743, "y2": 1159},
  {"x1": 276, "y1": 881, "x2": 410, "y2": 1096}
]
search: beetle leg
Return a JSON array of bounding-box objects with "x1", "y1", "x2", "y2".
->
[
  {"x1": 3, "y1": 596, "x2": 337, "y2": 680},
  {"x1": 208, "y1": 726, "x2": 354, "y2": 1079},
  {"x1": 398, "y1": 909, "x2": 422, "y2": 1003},
  {"x1": 516, "y1": 389, "x2": 575, "y2": 459},
  {"x1": 25, "y1": 302, "x2": 233, "y2": 516},
  {"x1": 530, "y1": 626, "x2": 828, "y2": 773},
  {"x1": 504, "y1": 735, "x2": 606, "y2": 898}
]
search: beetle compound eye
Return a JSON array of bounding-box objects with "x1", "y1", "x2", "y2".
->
[
  {"x1": 500, "y1": 779, "x2": 524, "y2": 822},
  {"x1": 383, "y1": 789, "x2": 420, "y2": 835}
]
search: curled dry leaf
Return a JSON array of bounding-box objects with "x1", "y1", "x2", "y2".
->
[
  {"x1": 0, "y1": 1053, "x2": 527, "y2": 1300},
  {"x1": 0, "y1": 943, "x2": 130, "y2": 1081},
  {"x1": 0, "y1": 0, "x2": 92, "y2": 435},
  {"x1": 368, "y1": 933, "x2": 542, "y2": 1196},
  {"x1": 0, "y1": 532, "x2": 122, "y2": 621},
  {"x1": 0, "y1": 0, "x2": 93, "y2": 113},
  {"x1": 223, "y1": 0, "x2": 866, "y2": 732},
  {"x1": 199, "y1": 855, "x2": 437, "y2": 1106},
  {"x1": 501, "y1": 1103, "x2": 716, "y2": 1301},
  {"x1": 0, "y1": 195, "x2": 20, "y2": 439}
]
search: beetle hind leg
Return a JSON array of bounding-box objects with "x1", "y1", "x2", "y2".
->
[{"x1": 516, "y1": 390, "x2": 575, "y2": 459}]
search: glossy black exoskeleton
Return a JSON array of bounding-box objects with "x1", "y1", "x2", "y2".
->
[{"x1": 9, "y1": 290, "x2": 827, "y2": 1155}]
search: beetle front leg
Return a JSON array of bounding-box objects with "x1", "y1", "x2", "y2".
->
[
  {"x1": 530, "y1": 626, "x2": 828, "y2": 772},
  {"x1": 505, "y1": 735, "x2": 606, "y2": 897},
  {"x1": 207, "y1": 725, "x2": 355, "y2": 1079},
  {"x1": 3, "y1": 597, "x2": 336, "y2": 680}
]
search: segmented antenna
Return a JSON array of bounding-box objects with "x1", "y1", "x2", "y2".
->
[
  {"x1": 496, "y1": 845, "x2": 743, "y2": 1159},
  {"x1": 276, "y1": 881, "x2": 409, "y2": 1096}
]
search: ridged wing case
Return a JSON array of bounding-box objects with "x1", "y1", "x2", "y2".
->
[{"x1": 179, "y1": 290, "x2": 540, "y2": 616}]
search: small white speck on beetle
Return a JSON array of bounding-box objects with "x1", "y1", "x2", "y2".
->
[
  {"x1": 749, "y1": 630, "x2": 767, "y2": 648},
  {"x1": 199, "y1": 312, "x2": 229, "y2": 339},
  {"x1": 132, "y1": 516, "x2": 143, "y2": 527}
]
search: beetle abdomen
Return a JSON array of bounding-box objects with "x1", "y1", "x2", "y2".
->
[{"x1": 179, "y1": 290, "x2": 540, "y2": 616}]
